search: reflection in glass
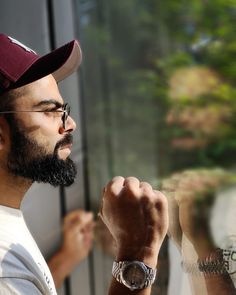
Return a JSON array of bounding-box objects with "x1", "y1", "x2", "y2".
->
[{"x1": 77, "y1": 0, "x2": 236, "y2": 293}]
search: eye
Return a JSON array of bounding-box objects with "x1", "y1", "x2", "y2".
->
[{"x1": 43, "y1": 107, "x2": 62, "y2": 118}]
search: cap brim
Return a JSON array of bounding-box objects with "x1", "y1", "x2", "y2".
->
[{"x1": 12, "y1": 40, "x2": 82, "y2": 89}]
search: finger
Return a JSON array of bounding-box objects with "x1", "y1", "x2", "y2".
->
[
  {"x1": 67, "y1": 220, "x2": 94, "y2": 237},
  {"x1": 106, "y1": 176, "x2": 125, "y2": 196},
  {"x1": 123, "y1": 176, "x2": 140, "y2": 195},
  {"x1": 82, "y1": 221, "x2": 96, "y2": 233},
  {"x1": 77, "y1": 212, "x2": 94, "y2": 227},
  {"x1": 140, "y1": 181, "x2": 153, "y2": 195},
  {"x1": 154, "y1": 189, "x2": 168, "y2": 199},
  {"x1": 63, "y1": 209, "x2": 86, "y2": 225},
  {"x1": 153, "y1": 190, "x2": 168, "y2": 209},
  {"x1": 64, "y1": 211, "x2": 94, "y2": 231}
]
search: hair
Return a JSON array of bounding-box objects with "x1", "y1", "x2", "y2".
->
[
  {"x1": 0, "y1": 88, "x2": 26, "y2": 110},
  {"x1": 0, "y1": 87, "x2": 28, "y2": 127}
]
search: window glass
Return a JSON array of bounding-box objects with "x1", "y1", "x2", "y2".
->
[{"x1": 76, "y1": 0, "x2": 236, "y2": 293}]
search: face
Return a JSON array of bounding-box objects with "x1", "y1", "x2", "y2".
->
[{"x1": 5, "y1": 75, "x2": 77, "y2": 186}]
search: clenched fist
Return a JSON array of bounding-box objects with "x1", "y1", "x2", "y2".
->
[{"x1": 99, "y1": 176, "x2": 168, "y2": 268}]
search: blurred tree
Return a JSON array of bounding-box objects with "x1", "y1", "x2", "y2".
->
[{"x1": 78, "y1": 0, "x2": 236, "y2": 293}]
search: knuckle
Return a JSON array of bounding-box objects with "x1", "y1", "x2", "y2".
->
[
  {"x1": 154, "y1": 191, "x2": 168, "y2": 211},
  {"x1": 154, "y1": 190, "x2": 165, "y2": 199},
  {"x1": 140, "y1": 181, "x2": 151, "y2": 187},
  {"x1": 109, "y1": 183, "x2": 119, "y2": 196},
  {"x1": 140, "y1": 182, "x2": 153, "y2": 194},
  {"x1": 105, "y1": 176, "x2": 124, "y2": 196},
  {"x1": 123, "y1": 184, "x2": 138, "y2": 197},
  {"x1": 125, "y1": 176, "x2": 139, "y2": 182},
  {"x1": 112, "y1": 176, "x2": 124, "y2": 183},
  {"x1": 123, "y1": 177, "x2": 140, "y2": 194},
  {"x1": 76, "y1": 210, "x2": 85, "y2": 218}
]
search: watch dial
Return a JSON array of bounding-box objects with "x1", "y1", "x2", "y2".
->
[{"x1": 122, "y1": 263, "x2": 146, "y2": 288}]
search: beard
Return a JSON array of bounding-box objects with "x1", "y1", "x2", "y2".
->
[{"x1": 6, "y1": 118, "x2": 77, "y2": 187}]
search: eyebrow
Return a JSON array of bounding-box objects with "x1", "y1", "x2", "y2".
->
[{"x1": 32, "y1": 99, "x2": 63, "y2": 109}]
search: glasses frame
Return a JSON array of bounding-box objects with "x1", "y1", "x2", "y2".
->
[{"x1": 0, "y1": 103, "x2": 70, "y2": 129}]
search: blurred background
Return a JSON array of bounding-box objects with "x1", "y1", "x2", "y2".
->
[{"x1": 1, "y1": 0, "x2": 236, "y2": 294}]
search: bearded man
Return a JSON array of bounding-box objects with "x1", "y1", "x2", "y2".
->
[{"x1": 0, "y1": 34, "x2": 168, "y2": 295}]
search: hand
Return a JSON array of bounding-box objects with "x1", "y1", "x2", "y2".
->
[
  {"x1": 164, "y1": 190, "x2": 182, "y2": 249},
  {"x1": 162, "y1": 169, "x2": 225, "y2": 258},
  {"x1": 99, "y1": 176, "x2": 168, "y2": 268},
  {"x1": 48, "y1": 209, "x2": 94, "y2": 288},
  {"x1": 61, "y1": 209, "x2": 94, "y2": 265},
  {"x1": 176, "y1": 190, "x2": 215, "y2": 258}
]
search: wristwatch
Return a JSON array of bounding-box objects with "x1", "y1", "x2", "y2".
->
[
  {"x1": 182, "y1": 248, "x2": 228, "y2": 276},
  {"x1": 112, "y1": 261, "x2": 157, "y2": 291}
]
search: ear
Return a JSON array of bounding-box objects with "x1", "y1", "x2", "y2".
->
[{"x1": 0, "y1": 116, "x2": 10, "y2": 151}]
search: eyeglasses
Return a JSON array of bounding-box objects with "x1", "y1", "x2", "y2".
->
[{"x1": 0, "y1": 103, "x2": 70, "y2": 129}]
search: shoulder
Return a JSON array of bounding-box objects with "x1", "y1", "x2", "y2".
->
[{"x1": 0, "y1": 243, "x2": 47, "y2": 294}]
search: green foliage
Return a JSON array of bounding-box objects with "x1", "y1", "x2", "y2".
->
[{"x1": 80, "y1": 0, "x2": 236, "y2": 177}]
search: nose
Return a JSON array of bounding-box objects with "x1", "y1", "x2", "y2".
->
[{"x1": 59, "y1": 115, "x2": 76, "y2": 134}]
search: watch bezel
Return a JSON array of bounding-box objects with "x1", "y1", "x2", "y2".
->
[{"x1": 120, "y1": 261, "x2": 148, "y2": 291}]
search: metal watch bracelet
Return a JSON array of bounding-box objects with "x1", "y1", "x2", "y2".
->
[{"x1": 182, "y1": 248, "x2": 228, "y2": 276}]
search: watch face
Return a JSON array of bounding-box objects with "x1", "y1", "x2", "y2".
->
[{"x1": 121, "y1": 262, "x2": 147, "y2": 290}]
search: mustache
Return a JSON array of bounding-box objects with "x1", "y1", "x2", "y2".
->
[{"x1": 54, "y1": 134, "x2": 73, "y2": 153}]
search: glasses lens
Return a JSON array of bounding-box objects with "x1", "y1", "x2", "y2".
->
[
  {"x1": 62, "y1": 103, "x2": 70, "y2": 129},
  {"x1": 66, "y1": 104, "x2": 70, "y2": 117}
]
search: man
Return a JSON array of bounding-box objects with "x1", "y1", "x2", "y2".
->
[{"x1": 0, "y1": 33, "x2": 168, "y2": 294}]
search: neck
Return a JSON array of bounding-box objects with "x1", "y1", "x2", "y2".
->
[{"x1": 0, "y1": 170, "x2": 32, "y2": 209}]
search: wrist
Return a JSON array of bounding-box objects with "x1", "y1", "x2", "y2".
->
[
  {"x1": 116, "y1": 246, "x2": 159, "y2": 269},
  {"x1": 182, "y1": 248, "x2": 227, "y2": 276},
  {"x1": 57, "y1": 246, "x2": 79, "y2": 271},
  {"x1": 56, "y1": 247, "x2": 81, "y2": 279},
  {"x1": 47, "y1": 247, "x2": 77, "y2": 288},
  {"x1": 194, "y1": 242, "x2": 217, "y2": 260}
]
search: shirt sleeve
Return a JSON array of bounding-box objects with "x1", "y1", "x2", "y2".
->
[{"x1": 0, "y1": 278, "x2": 43, "y2": 295}]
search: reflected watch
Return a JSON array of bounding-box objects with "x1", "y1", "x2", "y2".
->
[{"x1": 112, "y1": 261, "x2": 157, "y2": 291}]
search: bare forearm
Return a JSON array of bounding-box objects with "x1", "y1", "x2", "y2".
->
[
  {"x1": 204, "y1": 274, "x2": 236, "y2": 295},
  {"x1": 194, "y1": 247, "x2": 236, "y2": 295},
  {"x1": 47, "y1": 248, "x2": 76, "y2": 288}
]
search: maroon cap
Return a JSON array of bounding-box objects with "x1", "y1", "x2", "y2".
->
[{"x1": 0, "y1": 34, "x2": 82, "y2": 94}]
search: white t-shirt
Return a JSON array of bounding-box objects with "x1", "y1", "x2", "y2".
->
[{"x1": 0, "y1": 205, "x2": 57, "y2": 295}]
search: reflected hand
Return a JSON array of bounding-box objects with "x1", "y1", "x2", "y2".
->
[
  {"x1": 162, "y1": 169, "x2": 230, "y2": 258},
  {"x1": 176, "y1": 190, "x2": 215, "y2": 258}
]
